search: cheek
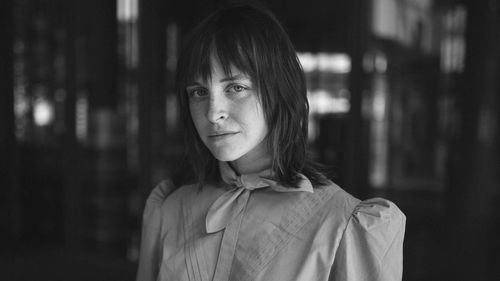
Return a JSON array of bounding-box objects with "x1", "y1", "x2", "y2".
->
[
  {"x1": 189, "y1": 104, "x2": 205, "y2": 132},
  {"x1": 242, "y1": 103, "x2": 268, "y2": 136},
  {"x1": 253, "y1": 101, "x2": 267, "y2": 126}
]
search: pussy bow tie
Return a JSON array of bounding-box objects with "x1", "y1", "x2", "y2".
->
[{"x1": 205, "y1": 161, "x2": 314, "y2": 233}]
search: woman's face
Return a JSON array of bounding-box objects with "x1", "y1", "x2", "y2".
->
[{"x1": 187, "y1": 58, "x2": 269, "y2": 166}]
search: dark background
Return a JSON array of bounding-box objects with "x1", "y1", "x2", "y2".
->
[{"x1": 1, "y1": 0, "x2": 499, "y2": 280}]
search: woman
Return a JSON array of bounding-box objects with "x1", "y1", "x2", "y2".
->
[{"x1": 137, "y1": 4, "x2": 405, "y2": 281}]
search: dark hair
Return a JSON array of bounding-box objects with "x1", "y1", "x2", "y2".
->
[{"x1": 176, "y1": 3, "x2": 328, "y2": 188}]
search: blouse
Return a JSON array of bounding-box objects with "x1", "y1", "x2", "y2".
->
[{"x1": 136, "y1": 162, "x2": 406, "y2": 281}]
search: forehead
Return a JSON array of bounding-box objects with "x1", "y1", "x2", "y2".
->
[
  {"x1": 183, "y1": 34, "x2": 258, "y2": 84},
  {"x1": 192, "y1": 55, "x2": 251, "y2": 84}
]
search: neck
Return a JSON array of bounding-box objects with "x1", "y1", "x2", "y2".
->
[
  {"x1": 229, "y1": 141, "x2": 270, "y2": 175},
  {"x1": 229, "y1": 156, "x2": 271, "y2": 175}
]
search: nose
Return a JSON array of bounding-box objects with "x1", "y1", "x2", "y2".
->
[{"x1": 206, "y1": 94, "x2": 228, "y2": 123}]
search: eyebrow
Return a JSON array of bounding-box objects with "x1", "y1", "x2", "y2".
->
[
  {"x1": 219, "y1": 73, "x2": 248, "y2": 82},
  {"x1": 186, "y1": 73, "x2": 250, "y2": 88}
]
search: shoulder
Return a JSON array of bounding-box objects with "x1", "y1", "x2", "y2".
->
[
  {"x1": 350, "y1": 197, "x2": 406, "y2": 234},
  {"x1": 142, "y1": 180, "x2": 197, "y2": 218},
  {"x1": 146, "y1": 179, "x2": 214, "y2": 204},
  {"x1": 313, "y1": 182, "x2": 406, "y2": 232},
  {"x1": 142, "y1": 180, "x2": 223, "y2": 231},
  {"x1": 142, "y1": 179, "x2": 176, "y2": 221},
  {"x1": 145, "y1": 179, "x2": 177, "y2": 205},
  {"x1": 313, "y1": 181, "x2": 361, "y2": 219},
  {"x1": 144, "y1": 180, "x2": 196, "y2": 207}
]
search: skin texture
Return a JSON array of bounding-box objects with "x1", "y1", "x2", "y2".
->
[{"x1": 187, "y1": 57, "x2": 270, "y2": 175}]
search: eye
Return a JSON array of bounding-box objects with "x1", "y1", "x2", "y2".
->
[
  {"x1": 188, "y1": 87, "x2": 208, "y2": 98},
  {"x1": 227, "y1": 84, "x2": 247, "y2": 93}
]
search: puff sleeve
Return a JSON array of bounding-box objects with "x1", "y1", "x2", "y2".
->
[
  {"x1": 330, "y1": 198, "x2": 406, "y2": 281},
  {"x1": 136, "y1": 179, "x2": 176, "y2": 281}
]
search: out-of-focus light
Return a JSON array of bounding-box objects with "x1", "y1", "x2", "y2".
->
[
  {"x1": 298, "y1": 52, "x2": 351, "y2": 73},
  {"x1": 14, "y1": 88, "x2": 29, "y2": 117},
  {"x1": 317, "y1": 53, "x2": 351, "y2": 73},
  {"x1": 307, "y1": 117, "x2": 319, "y2": 142},
  {"x1": 374, "y1": 53, "x2": 387, "y2": 73},
  {"x1": 372, "y1": 0, "x2": 435, "y2": 52},
  {"x1": 440, "y1": 5, "x2": 466, "y2": 73},
  {"x1": 308, "y1": 89, "x2": 350, "y2": 115},
  {"x1": 363, "y1": 52, "x2": 388, "y2": 73},
  {"x1": 372, "y1": 92, "x2": 386, "y2": 120},
  {"x1": 371, "y1": 74, "x2": 388, "y2": 120},
  {"x1": 368, "y1": 74, "x2": 389, "y2": 188},
  {"x1": 165, "y1": 94, "x2": 178, "y2": 134},
  {"x1": 297, "y1": 53, "x2": 318, "y2": 73},
  {"x1": 13, "y1": 39, "x2": 29, "y2": 139},
  {"x1": 117, "y1": 0, "x2": 138, "y2": 22},
  {"x1": 76, "y1": 93, "x2": 88, "y2": 141},
  {"x1": 33, "y1": 98, "x2": 54, "y2": 126},
  {"x1": 166, "y1": 22, "x2": 179, "y2": 72}
]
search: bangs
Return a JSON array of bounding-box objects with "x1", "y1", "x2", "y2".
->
[{"x1": 181, "y1": 9, "x2": 265, "y2": 87}]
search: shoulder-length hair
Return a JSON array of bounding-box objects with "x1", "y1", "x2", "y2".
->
[{"x1": 176, "y1": 3, "x2": 328, "y2": 188}]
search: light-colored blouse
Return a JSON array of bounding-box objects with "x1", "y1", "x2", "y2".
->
[{"x1": 136, "y1": 162, "x2": 406, "y2": 281}]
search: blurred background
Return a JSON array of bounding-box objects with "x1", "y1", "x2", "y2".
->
[{"x1": 0, "y1": 0, "x2": 499, "y2": 280}]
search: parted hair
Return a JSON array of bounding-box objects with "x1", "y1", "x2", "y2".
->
[{"x1": 176, "y1": 3, "x2": 328, "y2": 188}]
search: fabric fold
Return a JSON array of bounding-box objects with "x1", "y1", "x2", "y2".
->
[
  {"x1": 206, "y1": 188, "x2": 249, "y2": 233},
  {"x1": 205, "y1": 161, "x2": 313, "y2": 233}
]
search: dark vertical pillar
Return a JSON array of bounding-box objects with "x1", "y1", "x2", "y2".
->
[
  {"x1": 89, "y1": 0, "x2": 118, "y2": 109},
  {"x1": 138, "y1": 0, "x2": 166, "y2": 201},
  {"x1": 345, "y1": 0, "x2": 370, "y2": 195},
  {"x1": 63, "y1": 0, "x2": 81, "y2": 249},
  {"x1": 447, "y1": 0, "x2": 500, "y2": 280},
  {"x1": 0, "y1": 0, "x2": 19, "y2": 244}
]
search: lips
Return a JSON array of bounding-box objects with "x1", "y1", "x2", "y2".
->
[{"x1": 208, "y1": 131, "x2": 239, "y2": 138}]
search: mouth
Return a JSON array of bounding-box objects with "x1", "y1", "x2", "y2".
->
[{"x1": 208, "y1": 131, "x2": 239, "y2": 138}]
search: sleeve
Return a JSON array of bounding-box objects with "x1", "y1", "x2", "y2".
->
[
  {"x1": 330, "y1": 198, "x2": 406, "y2": 281},
  {"x1": 136, "y1": 179, "x2": 176, "y2": 281}
]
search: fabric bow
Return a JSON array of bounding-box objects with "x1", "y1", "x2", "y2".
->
[{"x1": 205, "y1": 161, "x2": 314, "y2": 233}]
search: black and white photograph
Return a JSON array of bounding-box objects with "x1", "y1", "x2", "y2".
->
[{"x1": 1, "y1": 0, "x2": 499, "y2": 280}]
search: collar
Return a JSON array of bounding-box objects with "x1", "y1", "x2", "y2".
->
[{"x1": 205, "y1": 161, "x2": 313, "y2": 233}]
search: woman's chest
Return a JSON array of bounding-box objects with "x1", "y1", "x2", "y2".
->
[{"x1": 158, "y1": 186, "x2": 344, "y2": 281}]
